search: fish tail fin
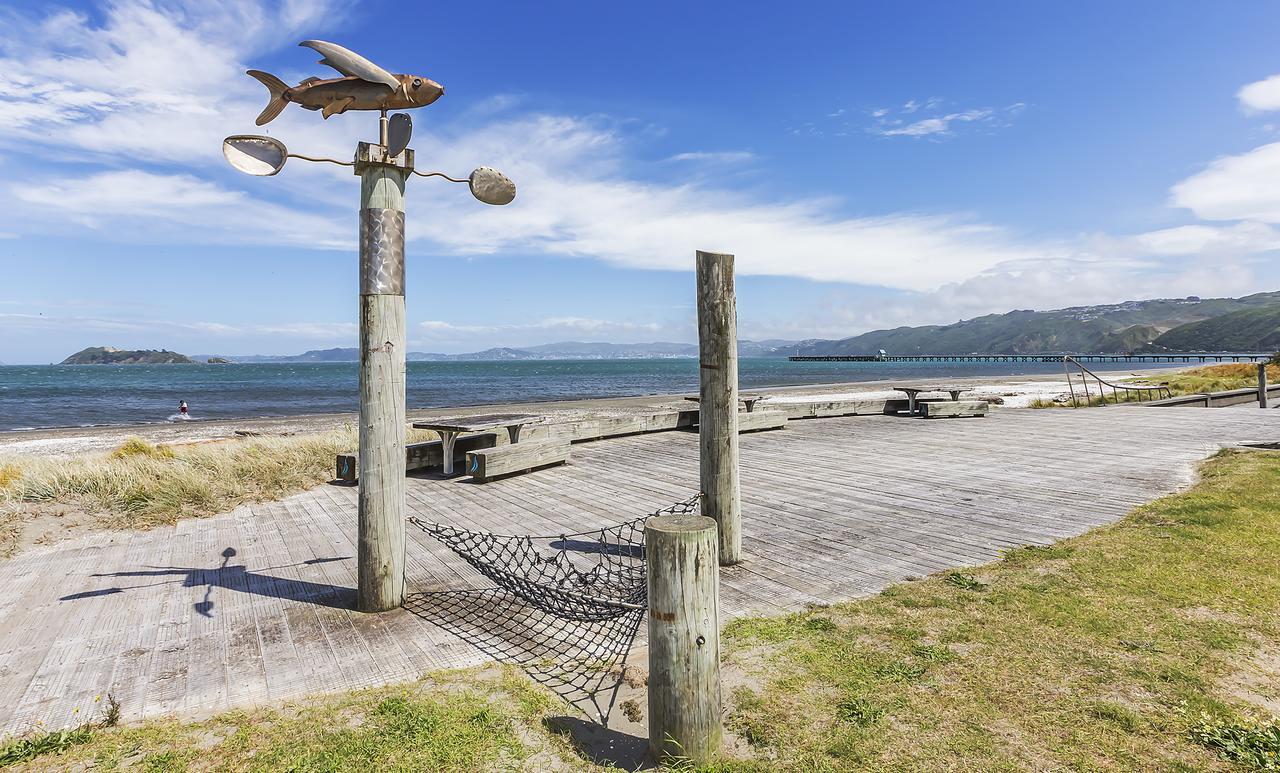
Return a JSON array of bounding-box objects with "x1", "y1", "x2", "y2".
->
[{"x1": 247, "y1": 69, "x2": 289, "y2": 125}]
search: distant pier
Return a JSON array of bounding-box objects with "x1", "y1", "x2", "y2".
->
[{"x1": 787, "y1": 353, "x2": 1271, "y2": 363}]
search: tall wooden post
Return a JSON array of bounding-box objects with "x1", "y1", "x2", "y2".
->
[
  {"x1": 1260, "y1": 362, "x2": 1269, "y2": 409},
  {"x1": 695, "y1": 250, "x2": 742, "y2": 565},
  {"x1": 356, "y1": 142, "x2": 411, "y2": 612},
  {"x1": 646, "y1": 514, "x2": 721, "y2": 765}
]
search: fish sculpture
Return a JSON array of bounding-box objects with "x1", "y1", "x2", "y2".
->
[{"x1": 247, "y1": 40, "x2": 443, "y2": 125}]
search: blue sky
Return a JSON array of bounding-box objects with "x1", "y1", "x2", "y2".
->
[{"x1": 3, "y1": 1, "x2": 1280, "y2": 363}]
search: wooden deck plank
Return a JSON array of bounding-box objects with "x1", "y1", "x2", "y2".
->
[{"x1": 0, "y1": 405, "x2": 1276, "y2": 735}]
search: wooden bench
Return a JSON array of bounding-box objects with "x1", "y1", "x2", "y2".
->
[
  {"x1": 335, "y1": 433, "x2": 497, "y2": 482},
  {"x1": 465, "y1": 439, "x2": 571, "y2": 482},
  {"x1": 919, "y1": 400, "x2": 989, "y2": 418},
  {"x1": 735, "y1": 410, "x2": 788, "y2": 433}
]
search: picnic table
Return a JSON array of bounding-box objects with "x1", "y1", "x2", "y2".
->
[
  {"x1": 892, "y1": 385, "x2": 970, "y2": 414},
  {"x1": 684, "y1": 393, "x2": 766, "y2": 412},
  {"x1": 412, "y1": 413, "x2": 539, "y2": 475}
]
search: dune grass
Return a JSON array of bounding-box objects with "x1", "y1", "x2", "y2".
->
[
  {"x1": 717, "y1": 449, "x2": 1280, "y2": 770},
  {"x1": 1151, "y1": 362, "x2": 1280, "y2": 395},
  {"x1": 1031, "y1": 362, "x2": 1278, "y2": 408},
  {"x1": 0, "y1": 428, "x2": 437, "y2": 553}
]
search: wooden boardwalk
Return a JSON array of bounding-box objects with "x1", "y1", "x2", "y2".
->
[{"x1": 1, "y1": 405, "x2": 1277, "y2": 737}]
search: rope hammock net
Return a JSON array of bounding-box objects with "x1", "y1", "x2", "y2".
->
[{"x1": 408, "y1": 494, "x2": 701, "y2": 622}]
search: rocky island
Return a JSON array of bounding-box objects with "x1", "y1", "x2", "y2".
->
[{"x1": 60, "y1": 347, "x2": 195, "y2": 365}]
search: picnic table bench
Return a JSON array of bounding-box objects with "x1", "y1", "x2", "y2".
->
[
  {"x1": 919, "y1": 400, "x2": 989, "y2": 419},
  {"x1": 892, "y1": 385, "x2": 971, "y2": 414},
  {"x1": 412, "y1": 413, "x2": 539, "y2": 475},
  {"x1": 684, "y1": 393, "x2": 766, "y2": 412},
  {"x1": 465, "y1": 440, "x2": 571, "y2": 482}
]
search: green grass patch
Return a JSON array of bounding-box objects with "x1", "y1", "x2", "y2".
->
[
  {"x1": 1189, "y1": 713, "x2": 1280, "y2": 769},
  {"x1": 719, "y1": 450, "x2": 1280, "y2": 770},
  {"x1": 1, "y1": 669, "x2": 567, "y2": 772},
  {"x1": 942, "y1": 571, "x2": 987, "y2": 591},
  {"x1": 0, "y1": 725, "x2": 96, "y2": 766},
  {"x1": 834, "y1": 696, "x2": 885, "y2": 726}
]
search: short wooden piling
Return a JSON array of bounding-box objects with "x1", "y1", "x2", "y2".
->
[
  {"x1": 1260, "y1": 362, "x2": 1269, "y2": 409},
  {"x1": 695, "y1": 250, "x2": 742, "y2": 566},
  {"x1": 646, "y1": 514, "x2": 721, "y2": 765}
]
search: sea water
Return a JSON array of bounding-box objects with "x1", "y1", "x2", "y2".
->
[{"x1": 0, "y1": 359, "x2": 1187, "y2": 432}]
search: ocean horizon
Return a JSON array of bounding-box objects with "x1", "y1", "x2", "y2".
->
[{"x1": 0, "y1": 358, "x2": 1189, "y2": 432}]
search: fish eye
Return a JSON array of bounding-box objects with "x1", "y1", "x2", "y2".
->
[{"x1": 412, "y1": 78, "x2": 422, "y2": 89}]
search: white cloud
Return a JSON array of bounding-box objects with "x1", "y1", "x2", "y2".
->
[
  {"x1": 664, "y1": 151, "x2": 755, "y2": 163},
  {"x1": 1127, "y1": 222, "x2": 1280, "y2": 256},
  {"x1": 869, "y1": 101, "x2": 1024, "y2": 139},
  {"x1": 0, "y1": 313, "x2": 355, "y2": 340},
  {"x1": 387, "y1": 114, "x2": 1063, "y2": 292},
  {"x1": 1238, "y1": 73, "x2": 1280, "y2": 113},
  {"x1": 1170, "y1": 141, "x2": 1280, "y2": 223},
  {"x1": 880, "y1": 110, "x2": 990, "y2": 137},
  {"x1": 744, "y1": 255, "x2": 1268, "y2": 343},
  {"x1": 418, "y1": 317, "x2": 662, "y2": 337},
  {"x1": 12, "y1": 170, "x2": 350, "y2": 248},
  {"x1": 0, "y1": 1, "x2": 343, "y2": 163}
]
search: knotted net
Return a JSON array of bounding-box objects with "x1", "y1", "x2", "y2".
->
[
  {"x1": 408, "y1": 494, "x2": 701, "y2": 622},
  {"x1": 406, "y1": 494, "x2": 701, "y2": 721}
]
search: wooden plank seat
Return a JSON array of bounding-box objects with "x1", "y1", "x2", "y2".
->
[
  {"x1": 919, "y1": 400, "x2": 989, "y2": 419},
  {"x1": 465, "y1": 439, "x2": 571, "y2": 482},
  {"x1": 735, "y1": 409, "x2": 788, "y2": 433},
  {"x1": 335, "y1": 433, "x2": 497, "y2": 482}
]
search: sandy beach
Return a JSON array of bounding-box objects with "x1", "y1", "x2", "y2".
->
[{"x1": 0, "y1": 369, "x2": 1177, "y2": 457}]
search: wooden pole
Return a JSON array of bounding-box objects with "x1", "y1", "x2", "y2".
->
[
  {"x1": 356, "y1": 146, "x2": 408, "y2": 612},
  {"x1": 1260, "y1": 362, "x2": 1269, "y2": 409},
  {"x1": 646, "y1": 514, "x2": 721, "y2": 765},
  {"x1": 695, "y1": 250, "x2": 741, "y2": 566}
]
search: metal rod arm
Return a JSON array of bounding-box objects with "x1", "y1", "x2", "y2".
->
[
  {"x1": 287, "y1": 153, "x2": 355, "y2": 167},
  {"x1": 410, "y1": 170, "x2": 469, "y2": 183}
]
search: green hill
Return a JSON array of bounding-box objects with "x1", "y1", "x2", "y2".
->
[
  {"x1": 793, "y1": 292, "x2": 1280, "y2": 356},
  {"x1": 60, "y1": 347, "x2": 195, "y2": 365},
  {"x1": 1148, "y1": 305, "x2": 1280, "y2": 352}
]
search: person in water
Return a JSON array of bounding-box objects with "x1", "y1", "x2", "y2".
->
[{"x1": 179, "y1": 401, "x2": 189, "y2": 416}]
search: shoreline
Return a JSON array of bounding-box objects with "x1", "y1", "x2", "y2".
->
[{"x1": 0, "y1": 368, "x2": 1182, "y2": 457}]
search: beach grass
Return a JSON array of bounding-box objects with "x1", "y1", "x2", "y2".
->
[
  {"x1": 0, "y1": 428, "x2": 436, "y2": 554},
  {"x1": 4, "y1": 450, "x2": 1279, "y2": 770},
  {"x1": 1151, "y1": 362, "x2": 1280, "y2": 395},
  {"x1": 1031, "y1": 362, "x2": 1279, "y2": 408}
]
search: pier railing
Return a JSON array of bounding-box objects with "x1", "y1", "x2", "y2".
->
[
  {"x1": 1062, "y1": 356, "x2": 1171, "y2": 407},
  {"x1": 788, "y1": 353, "x2": 1269, "y2": 363}
]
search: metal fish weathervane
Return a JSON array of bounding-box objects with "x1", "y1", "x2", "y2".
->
[
  {"x1": 222, "y1": 38, "x2": 518, "y2": 614},
  {"x1": 248, "y1": 40, "x2": 444, "y2": 125}
]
